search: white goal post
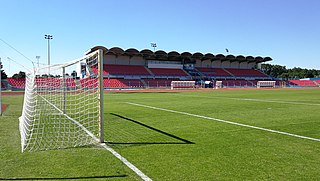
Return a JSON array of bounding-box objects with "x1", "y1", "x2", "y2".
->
[
  {"x1": 257, "y1": 81, "x2": 276, "y2": 88},
  {"x1": 19, "y1": 49, "x2": 104, "y2": 152},
  {"x1": 215, "y1": 81, "x2": 223, "y2": 89},
  {"x1": 171, "y1": 81, "x2": 195, "y2": 90}
]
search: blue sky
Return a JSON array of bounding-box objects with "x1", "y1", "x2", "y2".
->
[{"x1": 0, "y1": 0, "x2": 319, "y2": 76}]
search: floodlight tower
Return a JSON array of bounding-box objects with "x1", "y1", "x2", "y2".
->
[
  {"x1": 151, "y1": 43, "x2": 157, "y2": 52},
  {"x1": 44, "y1": 34, "x2": 53, "y2": 75},
  {"x1": 36, "y1": 56, "x2": 40, "y2": 68}
]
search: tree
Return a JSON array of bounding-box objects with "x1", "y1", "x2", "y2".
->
[
  {"x1": 12, "y1": 71, "x2": 26, "y2": 79},
  {"x1": 1, "y1": 70, "x2": 8, "y2": 79},
  {"x1": 272, "y1": 65, "x2": 287, "y2": 78},
  {"x1": 260, "y1": 64, "x2": 273, "y2": 76},
  {"x1": 261, "y1": 64, "x2": 320, "y2": 79},
  {"x1": 261, "y1": 64, "x2": 287, "y2": 78}
]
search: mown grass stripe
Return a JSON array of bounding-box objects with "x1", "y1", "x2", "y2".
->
[{"x1": 126, "y1": 102, "x2": 320, "y2": 142}]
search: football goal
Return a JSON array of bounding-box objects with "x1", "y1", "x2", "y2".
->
[
  {"x1": 215, "y1": 81, "x2": 223, "y2": 89},
  {"x1": 19, "y1": 49, "x2": 104, "y2": 152},
  {"x1": 257, "y1": 81, "x2": 276, "y2": 88},
  {"x1": 171, "y1": 81, "x2": 195, "y2": 90}
]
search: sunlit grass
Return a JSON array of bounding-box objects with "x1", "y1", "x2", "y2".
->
[{"x1": 1, "y1": 88, "x2": 320, "y2": 180}]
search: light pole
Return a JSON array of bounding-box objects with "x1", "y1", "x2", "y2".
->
[
  {"x1": 44, "y1": 34, "x2": 53, "y2": 75},
  {"x1": 36, "y1": 56, "x2": 40, "y2": 68},
  {"x1": 151, "y1": 43, "x2": 157, "y2": 52}
]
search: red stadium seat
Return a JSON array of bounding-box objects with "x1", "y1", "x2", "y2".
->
[
  {"x1": 7, "y1": 78, "x2": 26, "y2": 89},
  {"x1": 225, "y1": 68, "x2": 268, "y2": 77},
  {"x1": 143, "y1": 79, "x2": 175, "y2": 87},
  {"x1": 219, "y1": 80, "x2": 255, "y2": 87},
  {"x1": 104, "y1": 64, "x2": 151, "y2": 76},
  {"x1": 66, "y1": 78, "x2": 77, "y2": 88},
  {"x1": 288, "y1": 80, "x2": 317, "y2": 87},
  {"x1": 148, "y1": 68, "x2": 188, "y2": 76},
  {"x1": 196, "y1": 68, "x2": 232, "y2": 77},
  {"x1": 103, "y1": 78, "x2": 143, "y2": 88}
]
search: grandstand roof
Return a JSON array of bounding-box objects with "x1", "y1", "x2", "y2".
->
[{"x1": 86, "y1": 46, "x2": 272, "y2": 63}]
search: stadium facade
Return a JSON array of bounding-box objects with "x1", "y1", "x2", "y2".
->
[{"x1": 83, "y1": 46, "x2": 275, "y2": 88}]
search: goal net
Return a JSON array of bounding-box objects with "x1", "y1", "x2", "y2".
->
[{"x1": 19, "y1": 49, "x2": 104, "y2": 152}]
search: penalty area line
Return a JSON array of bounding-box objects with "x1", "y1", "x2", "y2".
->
[
  {"x1": 100, "y1": 143, "x2": 152, "y2": 181},
  {"x1": 126, "y1": 102, "x2": 320, "y2": 143}
]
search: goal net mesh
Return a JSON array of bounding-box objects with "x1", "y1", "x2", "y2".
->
[{"x1": 19, "y1": 50, "x2": 103, "y2": 152}]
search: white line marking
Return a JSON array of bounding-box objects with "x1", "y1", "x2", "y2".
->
[
  {"x1": 126, "y1": 102, "x2": 320, "y2": 142},
  {"x1": 170, "y1": 94, "x2": 320, "y2": 106},
  {"x1": 231, "y1": 98, "x2": 320, "y2": 106},
  {"x1": 100, "y1": 143, "x2": 152, "y2": 181}
]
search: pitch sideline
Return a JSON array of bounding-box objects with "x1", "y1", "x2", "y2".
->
[{"x1": 126, "y1": 102, "x2": 320, "y2": 142}]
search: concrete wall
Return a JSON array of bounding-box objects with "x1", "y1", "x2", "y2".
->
[
  {"x1": 221, "y1": 61, "x2": 231, "y2": 68},
  {"x1": 212, "y1": 60, "x2": 221, "y2": 68},
  {"x1": 129, "y1": 56, "x2": 145, "y2": 65},
  {"x1": 201, "y1": 60, "x2": 211, "y2": 68},
  {"x1": 230, "y1": 62, "x2": 239, "y2": 68},
  {"x1": 103, "y1": 53, "x2": 259, "y2": 69},
  {"x1": 239, "y1": 62, "x2": 248, "y2": 69},
  {"x1": 104, "y1": 54, "x2": 145, "y2": 65},
  {"x1": 248, "y1": 62, "x2": 256, "y2": 69}
]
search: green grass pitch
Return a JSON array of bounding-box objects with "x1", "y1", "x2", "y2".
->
[{"x1": 1, "y1": 88, "x2": 320, "y2": 180}]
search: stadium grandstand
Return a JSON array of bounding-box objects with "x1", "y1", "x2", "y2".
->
[
  {"x1": 3, "y1": 46, "x2": 320, "y2": 90},
  {"x1": 82, "y1": 46, "x2": 273, "y2": 89}
]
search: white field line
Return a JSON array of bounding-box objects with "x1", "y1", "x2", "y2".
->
[
  {"x1": 231, "y1": 98, "x2": 320, "y2": 106},
  {"x1": 100, "y1": 143, "x2": 152, "y2": 181},
  {"x1": 170, "y1": 94, "x2": 320, "y2": 106},
  {"x1": 126, "y1": 102, "x2": 320, "y2": 142}
]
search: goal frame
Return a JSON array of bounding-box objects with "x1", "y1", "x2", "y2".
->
[
  {"x1": 19, "y1": 49, "x2": 105, "y2": 152},
  {"x1": 170, "y1": 80, "x2": 195, "y2": 90},
  {"x1": 97, "y1": 49, "x2": 104, "y2": 143},
  {"x1": 257, "y1": 81, "x2": 276, "y2": 88}
]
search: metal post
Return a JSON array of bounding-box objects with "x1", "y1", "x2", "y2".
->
[
  {"x1": 36, "y1": 56, "x2": 40, "y2": 68},
  {"x1": 48, "y1": 38, "x2": 50, "y2": 67},
  {"x1": 62, "y1": 67, "x2": 66, "y2": 114},
  {"x1": 98, "y1": 49, "x2": 104, "y2": 143}
]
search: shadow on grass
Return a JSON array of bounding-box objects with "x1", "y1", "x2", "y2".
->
[
  {"x1": 0, "y1": 175, "x2": 127, "y2": 180},
  {"x1": 107, "y1": 113, "x2": 194, "y2": 145}
]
